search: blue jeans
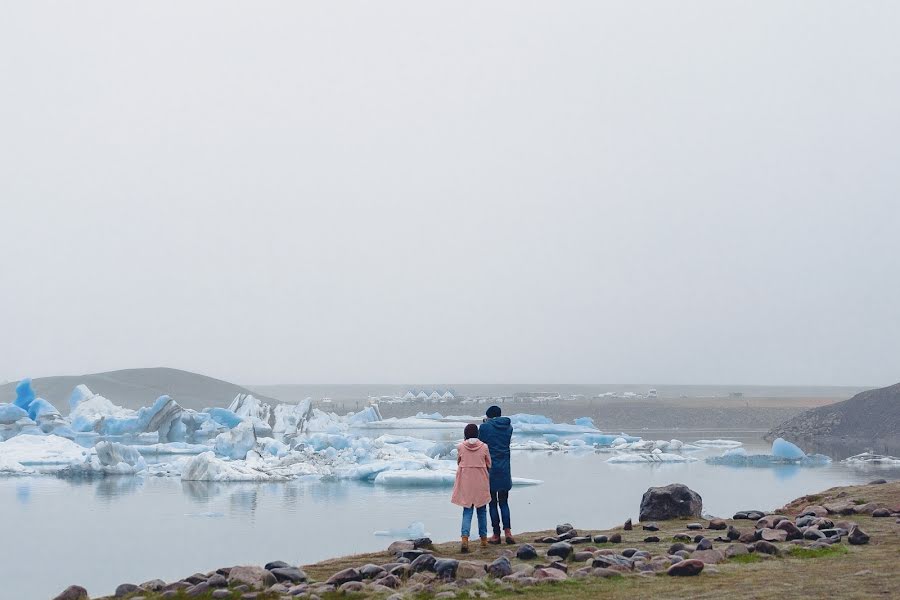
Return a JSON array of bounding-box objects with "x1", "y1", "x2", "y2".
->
[
  {"x1": 461, "y1": 505, "x2": 488, "y2": 538},
  {"x1": 489, "y1": 490, "x2": 510, "y2": 533}
]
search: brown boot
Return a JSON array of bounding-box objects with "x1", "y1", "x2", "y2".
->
[
  {"x1": 480, "y1": 536, "x2": 489, "y2": 548},
  {"x1": 460, "y1": 535, "x2": 470, "y2": 553},
  {"x1": 488, "y1": 530, "x2": 502, "y2": 545},
  {"x1": 504, "y1": 529, "x2": 516, "y2": 544}
]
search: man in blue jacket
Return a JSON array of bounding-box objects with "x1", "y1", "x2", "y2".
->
[{"x1": 478, "y1": 405, "x2": 515, "y2": 544}]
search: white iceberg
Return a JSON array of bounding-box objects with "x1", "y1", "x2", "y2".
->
[
  {"x1": 214, "y1": 421, "x2": 257, "y2": 459},
  {"x1": 607, "y1": 451, "x2": 698, "y2": 463},
  {"x1": 693, "y1": 439, "x2": 744, "y2": 448},
  {"x1": 374, "y1": 521, "x2": 427, "y2": 537},
  {"x1": 0, "y1": 434, "x2": 89, "y2": 465},
  {"x1": 842, "y1": 452, "x2": 900, "y2": 466}
]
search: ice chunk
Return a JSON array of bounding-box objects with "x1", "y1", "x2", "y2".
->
[
  {"x1": 842, "y1": 452, "x2": 900, "y2": 466},
  {"x1": 12, "y1": 379, "x2": 36, "y2": 411},
  {"x1": 0, "y1": 404, "x2": 29, "y2": 425},
  {"x1": 181, "y1": 451, "x2": 284, "y2": 481},
  {"x1": 374, "y1": 521, "x2": 427, "y2": 537},
  {"x1": 94, "y1": 441, "x2": 147, "y2": 473},
  {"x1": 68, "y1": 384, "x2": 93, "y2": 411},
  {"x1": 26, "y1": 398, "x2": 58, "y2": 421},
  {"x1": 509, "y1": 414, "x2": 553, "y2": 425},
  {"x1": 133, "y1": 442, "x2": 211, "y2": 455},
  {"x1": 583, "y1": 433, "x2": 623, "y2": 446},
  {"x1": 0, "y1": 455, "x2": 35, "y2": 475},
  {"x1": 693, "y1": 439, "x2": 743, "y2": 448},
  {"x1": 213, "y1": 421, "x2": 257, "y2": 459},
  {"x1": 206, "y1": 407, "x2": 244, "y2": 429},
  {"x1": 352, "y1": 416, "x2": 461, "y2": 430},
  {"x1": 0, "y1": 434, "x2": 88, "y2": 465},
  {"x1": 573, "y1": 417, "x2": 595, "y2": 428},
  {"x1": 772, "y1": 438, "x2": 806, "y2": 460},
  {"x1": 258, "y1": 437, "x2": 290, "y2": 457},
  {"x1": 706, "y1": 448, "x2": 831, "y2": 467},
  {"x1": 273, "y1": 398, "x2": 313, "y2": 437},
  {"x1": 69, "y1": 392, "x2": 135, "y2": 432},
  {"x1": 228, "y1": 394, "x2": 272, "y2": 425},
  {"x1": 607, "y1": 452, "x2": 698, "y2": 463}
]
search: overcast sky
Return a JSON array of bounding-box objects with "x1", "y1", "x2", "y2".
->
[{"x1": 1, "y1": 2, "x2": 898, "y2": 386}]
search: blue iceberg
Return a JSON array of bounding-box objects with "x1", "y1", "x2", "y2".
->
[
  {"x1": 13, "y1": 379, "x2": 36, "y2": 411},
  {"x1": 772, "y1": 437, "x2": 806, "y2": 460}
]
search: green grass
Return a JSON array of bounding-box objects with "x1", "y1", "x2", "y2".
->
[
  {"x1": 728, "y1": 554, "x2": 764, "y2": 564},
  {"x1": 787, "y1": 545, "x2": 849, "y2": 559},
  {"x1": 852, "y1": 498, "x2": 869, "y2": 505}
]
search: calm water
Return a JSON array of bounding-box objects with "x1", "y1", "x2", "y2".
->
[{"x1": 2, "y1": 431, "x2": 897, "y2": 600}]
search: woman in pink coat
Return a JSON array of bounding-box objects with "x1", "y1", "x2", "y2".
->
[{"x1": 451, "y1": 423, "x2": 492, "y2": 552}]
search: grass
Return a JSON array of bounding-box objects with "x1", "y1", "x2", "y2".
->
[
  {"x1": 728, "y1": 553, "x2": 764, "y2": 564},
  {"x1": 787, "y1": 545, "x2": 849, "y2": 559}
]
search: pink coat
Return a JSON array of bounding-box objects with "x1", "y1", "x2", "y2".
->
[{"x1": 451, "y1": 439, "x2": 492, "y2": 508}]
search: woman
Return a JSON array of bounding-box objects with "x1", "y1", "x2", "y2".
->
[{"x1": 450, "y1": 423, "x2": 492, "y2": 552}]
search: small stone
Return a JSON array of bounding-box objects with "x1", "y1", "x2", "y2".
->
[
  {"x1": 556, "y1": 523, "x2": 574, "y2": 534},
  {"x1": 434, "y1": 558, "x2": 459, "y2": 580},
  {"x1": 644, "y1": 536, "x2": 660, "y2": 543},
  {"x1": 848, "y1": 526, "x2": 870, "y2": 545},
  {"x1": 228, "y1": 566, "x2": 276, "y2": 588},
  {"x1": 115, "y1": 583, "x2": 139, "y2": 597},
  {"x1": 869, "y1": 479, "x2": 887, "y2": 485},
  {"x1": 668, "y1": 542, "x2": 686, "y2": 554},
  {"x1": 872, "y1": 508, "x2": 891, "y2": 517},
  {"x1": 592, "y1": 535, "x2": 608, "y2": 544},
  {"x1": 608, "y1": 533, "x2": 622, "y2": 543},
  {"x1": 707, "y1": 518, "x2": 727, "y2": 530},
  {"x1": 185, "y1": 582, "x2": 209, "y2": 597},
  {"x1": 696, "y1": 538, "x2": 713, "y2": 551},
  {"x1": 751, "y1": 540, "x2": 780, "y2": 555},
  {"x1": 270, "y1": 567, "x2": 307, "y2": 583},
  {"x1": 516, "y1": 544, "x2": 538, "y2": 560},
  {"x1": 686, "y1": 523, "x2": 703, "y2": 530},
  {"x1": 52, "y1": 586, "x2": 89, "y2": 600},
  {"x1": 409, "y1": 553, "x2": 437, "y2": 573},
  {"x1": 642, "y1": 522, "x2": 659, "y2": 531},
  {"x1": 623, "y1": 519, "x2": 633, "y2": 530},
  {"x1": 672, "y1": 533, "x2": 691, "y2": 542},
  {"x1": 667, "y1": 559, "x2": 704, "y2": 576}
]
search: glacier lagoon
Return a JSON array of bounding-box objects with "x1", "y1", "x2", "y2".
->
[{"x1": 3, "y1": 428, "x2": 899, "y2": 600}]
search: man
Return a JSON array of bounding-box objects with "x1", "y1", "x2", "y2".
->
[{"x1": 478, "y1": 405, "x2": 515, "y2": 544}]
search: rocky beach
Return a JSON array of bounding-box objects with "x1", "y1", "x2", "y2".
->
[{"x1": 50, "y1": 480, "x2": 899, "y2": 600}]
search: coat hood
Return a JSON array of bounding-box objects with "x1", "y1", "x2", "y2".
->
[
  {"x1": 460, "y1": 438, "x2": 485, "y2": 452},
  {"x1": 482, "y1": 416, "x2": 512, "y2": 431}
]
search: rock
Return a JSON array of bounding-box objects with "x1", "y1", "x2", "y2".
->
[
  {"x1": 696, "y1": 538, "x2": 713, "y2": 551},
  {"x1": 643, "y1": 536, "x2": 660, "y2": 543},
  {"x1": 569, "y1": 536, "x2": 592, "y2": 544},
  {"x1": 800, "y1": 505, "x2": 829, "y2": 518},
  {"x1": 228, "y1": 566, "x2": 276, "y2": 588},
  {"x1": 270, "y1": 567, "x2": 307, "y2": 583},
  {"x1": 185, "y1": 582, "x2": 209, "y2": 597},
  {"x1": 824, "y1": 502, "x2": 857, "y2": 515},
  {"x1": 693, "y1": 535, "x2": 706, "y2": 543},
  {"x1": 869, "y1": 479, "x2": 888, "y2": 485},
  {"x1": 686, "y1": 523, "x2": 703, "y2": 530},
  {"x1": 114, "y1": 583, "x2": 139, "y2": 597},
  {"x1": 338, "y1": 581, "x2": 366, "y2": 593},
  {"x1": 608, "y1": 533, "x2": 622, "y2": 543},
  {"x1": 848, "y1": 526, "x2": 870, "y2": 545},
  {"x1": 487, "y1": 557, "x2": 513, "y2": 578},
  {"x1": 726, "y1": 526, "x2": 741, "y2": 541},
  {"x1": 725, "y1": 544, "x2": 748, "y2": 558},
  {"x1": 516, "y1": 544, "x2": 538, "y2": 560},
  {"x1": 52, "y1": 586, "x2": 89, "y2": 600},
  {"x1": 326, "y1": 568, "x2": 363, "y2": 586},
  {"x1": 434, "y1": 592, "x2": 456, "y2": 600},
  {"x1": 547, "y1": 541, "x2": 574, "y2": 560},
  {"x1": 413, "y1": 537, "x2": 433, "y2": 548},
  {"x1": 707, "y1": 518, "x2": 727, "y2": 530},
  {"x1": 264, "y1": 561, "x2": 290, "y2": 571},
  {"x1": 558, "y1": 529, "x2": 579, "y2": 540},
  {"x1": 387, "y1": 540, "x2": 415, "y2": 555},
  {"x1": 389, "y1": 564, "x2": 411, "y2": 578},
  {"x1": 755, "y1": 515, "x2": 788, "y2": 529},
  {"x1": 592, "y1": 567, "x2": 621, "y2": 578},
  {"x1": 640, "y1": 484, "x2": 702, "y2": 521},
  {"x1": 692, "y1": 550, "x2": 726, "y2": 564},
  {"x1": 358, "y1": 564, "x2": 386, "y2": 580},
  {"x1": 211, "y1": 591, "x2": 231, "y2": 600},
  {"x1": 434, "y1": 559, "x2": 459, "y2": 580},
  {"x1": 592, "y1": 535, "x2": 608, "y2": 544},
  {"x1": 572, "y1": 551, "x2": 594, "y2": 562},
  {"x1": 734, "y1": 510, "x2": 765, "y2": 520},
  {"x1": 775, "y1": 520, "x2": 803, "y2": 540},
  {"x1": 456, "y1": 561, "x2": 483, "y2": 579},
  {"x1": 872, "y1": 508, "x2": 891, "y2": 517},
  {"x1": 642, "y1": 522, "x2": 659, "y2": 531},
  {"x1": 667, "y1": 559, "x2": 704, "y2": 576},
  {"x1": 672, "y1": 533, "x2": 691, "y2": 542},
  {"x1": 804, "y1": 529, "x2": 826, "y2": 540},
  {"x1": 534, "y1": 567, "x2": 568, "y2": 581},
  {"x1": 623, "y1": 518, "x2": 632, "y2": 530},
  {"x1": 738, "y1": 531, "x2": 756, "y2": 543},
  {"x1": 139, "y1": 580, "x2": 166, "y2": 592},
  {"x1": 621, "y1": 548, "x2": 639, "y2": 558},
  {"x1": 760, "y1": 528, "x2": 788, "y2": 542},
  {"x1": 556, "y1": 523, "x2": 574, "y2": 534},
  {"x1": 751, "y1": 540, "x2": 780, "y2": 555},
  {"x1": 410, "y1": 553, "x2": 437, "y2": 573},
  {"x1": 668, "y1": 543, "x2": 687, "y2": 554}
]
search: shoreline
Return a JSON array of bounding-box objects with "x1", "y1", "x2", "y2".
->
[{"x1": 71, "y1": 480, "x2": 900, "y2": 600}]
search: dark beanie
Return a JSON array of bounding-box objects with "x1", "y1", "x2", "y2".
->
[
  {"x1": 464, "y1": 424, "x2": 479, "y2": 439},
  {"x1": 486, "y1": 405, "x2": 501, "y2": 419}
]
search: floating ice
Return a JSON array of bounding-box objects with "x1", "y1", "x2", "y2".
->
[
  {"x1": 0, "y1": 434, "x2": 88, "y2": 465},
  {"x1": 0, "y1": 404, "x2": 28, "y2": 424},
  {"x1": 607, "y1": 452, "x2": 698, "y2": 463},
  {"x1": 0, "y1": 455, "x2": 35, "y2": 475},
  {"x1": 573, "y1": 417, "x2": 595, "y2": 428},
  {"x1": 214, "y1": 421, "x2": 257, "y2": 459},
  {"x1": 181, "y1": 451, "x2": 282, "y2": 481},
  {"x1": 69, "y1": 389, "x2": 135, "y2": 432},
  {"x1": 90, "y1": 440, "x2": 147, "y2": 474},
  {"x1": 772, "y1": 437, "x2": 806, "y2": 460},
  {"x1": 273, "y1": 398, "x2": 312, "y2": 437},
  {"x1": 13, "y1": 379, "x2": 36, "y2": 411},
  {"x1": 206, "y1": 407, "x2": 244, "y2": 429},
  {"x1": 133, "y1": 442, "x2": 210, "y2": 456},
  {"x1": 842, "y1": 452, "x2": 900, "y2": 466},
  {"x1": 693, "y1": 439, "x2": 744, "y2": 448},
  {"x1": 374, "y1": 521, "x2": 427, "y2": 537}
]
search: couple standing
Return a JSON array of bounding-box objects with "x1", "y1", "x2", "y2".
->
[{"x1": 450, "y1": 405, "x2": 514, "y2": 552}]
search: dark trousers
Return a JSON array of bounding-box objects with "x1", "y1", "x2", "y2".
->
[{"x1": 489, "y1": 490, "x2": 511, "y2": 533}]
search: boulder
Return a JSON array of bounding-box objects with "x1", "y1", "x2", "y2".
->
[
  {"x1": 434, "y1": 558, "x2": 459, "y2": 580},
  {"x1": 643, "y1": 536, "x2": 660, "y2": 543},
  {"x1": 800, "y1": 505, "x2": 828, "y2": 518},
  {"x1": 751, "y1": 540, "x2": 780, "y2": 555},
  {"x1": 487, "y1": 557, "x2": 513, "y2": 578},
  {"x1": 691, "y1": 549, "x2": 725, "y2": 564},
  {"x1": 848, "y1": 526, "x2": 870, "y2": 545},
  {"x1": 707, "y1": 518, "x2": 727, "y2": 530},
  {"x1": 725, "y1": 544, "x2": 748, "y2": 558},
  {"x1": 639, "y1": 484, "x2": 702, "y2": 521},
  {"x1": 534, "y1": 567, "x2": 568, "y2": 581},
  {"x1": 623, "y1": 518, "x2": 632, "y2": 531},
  {"x1": 227, "y1": 566, "x2": 276, "y2": 588},
  {"x1": 270, "y1": 567, "x2": 307, "y2": 583},
  {"x1": 667, "y1": 559, "x2": 704, "y2": 576},
  {"x1": 686, "y1": 523, "x2": 703, "y2": 530},
  {"x1": 608, "y1": 533, "x2": 622, "y2": 543},
  {"x1": 184, "y1": 582, "x2": 209, "y2": 597},
  {"x1": 642, "y1": 522, "x2": 660, "y2": 531},
  {"x1": 592, "y1": 535, "x2": 608, "y2": 544},
  {"x1": 556, "y1": 523, "x2": 574, "y2": 534},
  {"x1": 387, "y1": 540, "x2": 415, "y2": 555},
  {"x1": 696, "y1": 538, "x2": 713, "y2": 551},
  {"x1": 547, "y1": 542, "x2": 574, "y2": 560},
  {"x1": 326, "y1": 568, "x2": 363, "y2": 586},
  {"x1": 359, "y1": 564, "x2": 386, "y2": 580},
  {"x1": 52, "y1": 586, "x2": 89, "y2": 600},
  {"x1": 207, "y1": 574, "x2": 227, "y2": 588},
  {"x1": 114, "y1": 583, "x2": 139, "y2": 597},
  {"x1": 409, "y1": 553, "x2": 437, "y2": 573},
  {"x1": 726, "y1": 526, "x2": 741, "y2": 541},
  {"x1": 755, "y1": 515, "x2": 788, "y2": 529},
  {"x1": 760, "y1": 528, "x2": 788, "y2": 542},
  {"x1": 775, "y1": 520, "x2": 803, "y2": 540},
  {"x1": 872, "y1": 508, "x2": 891, "y2": 518},
  {"x1": 516, "y1": 544, "x2": 538, "y2": 560},
  {"x1": 264, "y1": 561, "x2": 290, "y2": 571}
]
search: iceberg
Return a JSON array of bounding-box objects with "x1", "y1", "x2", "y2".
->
[
  {"x1": 0, "y1": 455, "x2": 35, "y2": 475},
  {"x1": 705, "y1": 439, "x2": 831, "y2": 467},
  {"x1": 68, "y1": 388, "x2": 135, "y2": 432},
  {"x1": 573, "y1": 417, "x2": 596, "y2": 428},
  {"x1": 842, "y1": 452, "x2": 900, "y2": 466},
  {"x1": 206, "y1": 407, "x2": 244, "y2": 429},
  {"x1": 607, "y1": 451, "x2": 699, "y2": 463},
  {"x1": 772, "y1": 437, "x2": 806, "y2": 460},
  {"x1": 92, "y1": 441, "x2": 147, "y2": 474},
  {"x1": 12, "y1": 379, "x2": 36, "y2": 411},
  {"x1": 693, "y1": 439, "x2": 743, "y2": 448},
  {"x1": 181, "y1": 451, "x2": 284, "y2": 482},
  {"x1": 213, "y1": 421, "x2": 257, "y2": 459},
  {"x1": 273, "y1": 398, "x2": 313, "y2": 437},
  {"x1": 0, "y1": 404, "x2": 29, "y2": 424}
]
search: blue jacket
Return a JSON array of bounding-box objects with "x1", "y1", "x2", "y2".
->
[{"x1": 479, "y1": 417, "x2": 513, "y2": 492}]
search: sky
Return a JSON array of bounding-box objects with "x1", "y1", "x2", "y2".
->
[{"x1": 1, "y1": 2, "x2": 898, "y2": 386}]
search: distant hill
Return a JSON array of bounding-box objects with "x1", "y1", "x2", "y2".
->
[
  {"x1": 0, "y1": 367, "x2": 280, "y2": 412},
  {"x1": 768, "y1": 382, "x2": 900, "y2": 449}
]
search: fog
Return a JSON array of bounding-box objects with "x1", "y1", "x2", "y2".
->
[{"x1": 1, "y1": 2, "x2": 898, "y2": 386}]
